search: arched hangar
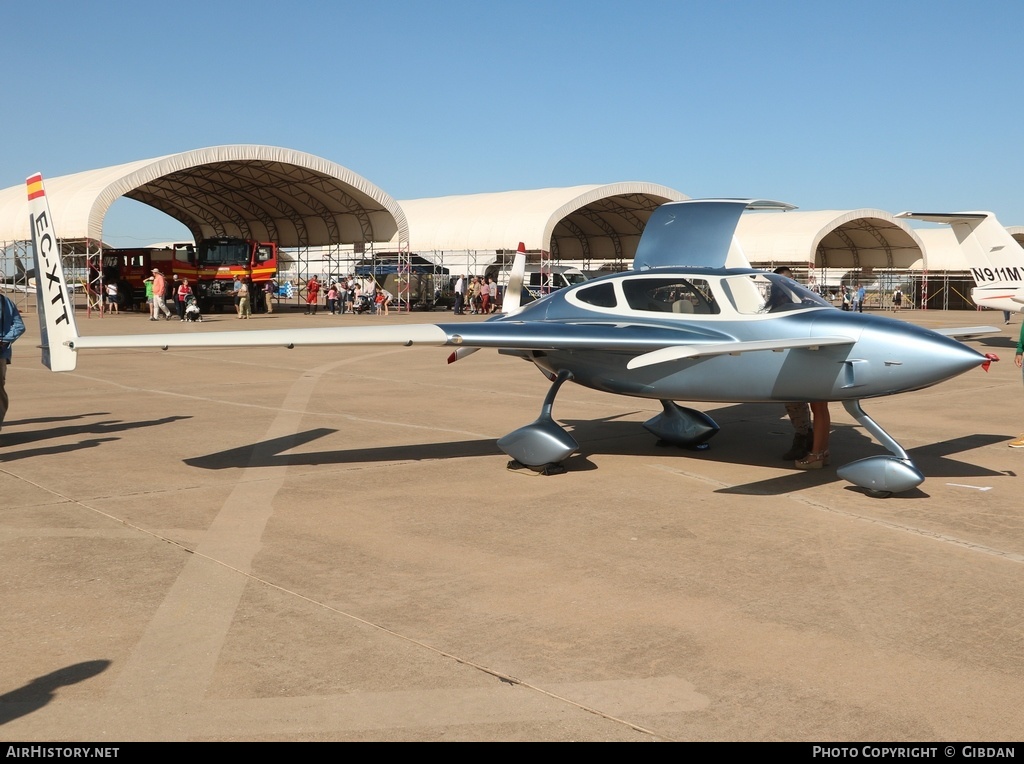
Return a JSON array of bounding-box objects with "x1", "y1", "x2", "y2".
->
[
  {"x1": 733, "y1": 208, "x2": 926, "y2": 271},
  {"x1": 394, "y1": 182, "x2": 689, "y2": 265},
  {"x1": 0, "y1": 144, "x2": 407, "y2": 249}
]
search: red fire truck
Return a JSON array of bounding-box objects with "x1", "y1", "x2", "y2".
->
[{"x1": 104, "y1": 238, "x2": 278, "y2": 313}]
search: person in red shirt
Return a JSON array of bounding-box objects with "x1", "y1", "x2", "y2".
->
[
  {"x1": 305, "y1": 276, "x2": 321, "y2": 314},
  {"x1": 176, "y1": 278, "x2": 193, "y2": 321}
]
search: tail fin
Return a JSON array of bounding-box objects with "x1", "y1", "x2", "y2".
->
[
  {"x1": 27, "y1": 173, "x2": 80, "y2": 371},
  {"x1": 896, "y1": 211, "x2": 1024, "y2": 287},
  {"x1": 502, "y1": 242, "x2": 528, "y2": 315}
]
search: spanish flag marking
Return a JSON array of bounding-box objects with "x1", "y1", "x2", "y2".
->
[{"x1": 26, "y1": 174, "x2": 45, "y2": 200}]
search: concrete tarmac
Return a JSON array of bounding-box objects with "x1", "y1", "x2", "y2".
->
[{"x1": 1, "y1": 304, "x2": 1022, "y2": 741}]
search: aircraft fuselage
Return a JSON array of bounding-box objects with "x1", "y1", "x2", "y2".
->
[{"x1": 490, "y1": 268, "x2": 987, "y2": 404}]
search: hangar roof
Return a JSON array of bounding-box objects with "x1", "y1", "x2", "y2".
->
[
  {"x1": 733, "y1": 209, "x2": 927, "y2": 270},
  {"x1": 907, "y1": 227, "x2": 968, "y2": 271},
  {"x1": 395, "y1": 182, "x2": 688, "y2": 261},
  {"x1": 1007, "y1": 226, "x2": 1024, "y2": 248},
  {"x1": 0, "y1": 145, "x2": 407, "y2": 248}
]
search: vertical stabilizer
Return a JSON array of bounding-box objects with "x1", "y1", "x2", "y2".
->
[
  {"x1": 897, "y1": 211, "x2": 1024, "y2": 312},
  {"x1": 502, "y1": 242, "x2": 528, "y2": 315},
  {"x1": 897, "y1": 211, "x2": 1024, "y2": 287},
  {"x1": 27, "y1": 173, "x2": 79, "y2": 371}
]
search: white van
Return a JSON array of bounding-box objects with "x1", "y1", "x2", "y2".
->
[{"x1": 496, "y1": 265, "x2": 588, "y2": 294}]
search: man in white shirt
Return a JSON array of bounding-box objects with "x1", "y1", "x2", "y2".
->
[{"x1": 454, "y1": 275, "x2": 466, "y2": 315}]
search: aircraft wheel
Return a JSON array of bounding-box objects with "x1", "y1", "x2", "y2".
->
[{"x1": 867, "y1": 489, "x2": 893, "y2": 499}]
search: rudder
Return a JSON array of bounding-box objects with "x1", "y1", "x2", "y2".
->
[{"x1": 27, "y1": 173, "x2": 80, "y2": 371}]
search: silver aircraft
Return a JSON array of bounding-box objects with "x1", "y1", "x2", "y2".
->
[{"x1": 28, "y1": 173, "x2": 998, "y2": 495}]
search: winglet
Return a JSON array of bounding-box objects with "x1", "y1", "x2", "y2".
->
[
  {"x1": 27, "y1": 173, "x2": 80, "y2": 371},
  {"x1": 502, "y1": 241, "x2": 528, "y2": 315}
]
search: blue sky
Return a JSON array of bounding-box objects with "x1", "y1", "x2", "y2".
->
[{"x1": 3, "y1": 0, "x2": 1023, "y2": 246}]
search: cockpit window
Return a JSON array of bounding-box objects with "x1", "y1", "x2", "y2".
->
[
  {"x1": 622, "y1": 278, "x2": 720, "y2": 315},
  {"x1": 575, "y1": 282, "x2": 617, "y2": 308},
  {"x1": 721, "y1": 273, "x2": 832, "y2": 315}
]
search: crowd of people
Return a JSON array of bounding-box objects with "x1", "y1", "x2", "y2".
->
[
  {"x1": 302, "y1": 274, "x2": 394, "y2": 316},
  {"x1": 452, "y1": 275, "x2": 501, "y2": 315},
  {"x1": 87, "y1": 268, "x2": 514, "y2": 320},
  {"x1": 86, "y1": 268, "x2": 412, "y2": 319}
]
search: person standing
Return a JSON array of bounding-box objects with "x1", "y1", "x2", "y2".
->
[
  {"x1": 326, "y1": 283, "x2": 339, "y2": 315},
  {"x1": 488, "y1": 277, "x2": 500, "y2": 312},
  {"x1": 1010, "y1": 323, "x2": 1024, "y2": 448},
  {"x1": 232, "y1": 276, "x2": 244, "y2": 315},
  {"x1": 794, "y1": 401, "x2": 832, "y2": 469},
  {"x1": 264, "y1": 280, "x2": 275, "y2": 314},
  {"x1": 144, "y1": 275, "x2": 154, "y2": 316},
  {"x1": 176, "y1": 278, "x2": 192, "y2": 321},
  {"x1": 856, "y1": 285, "x2": 866, "y2": 313},
  {"x1": 150, "y1": 268, "x2": 172, "y2": 320},
  {"x1": 237, "y1": 277, "x2": 251, "y2": 319},
  {"x1": 771, "y1": 267, "x2": 814, "y2": 461},
  {"x1": 480, "y1": 278, "x2": 491, "y2": 314},
  {"x1": 344, "y1": 275, "x2": 355, "y2": 314},
  {"x1": 470, "y1": 276, "x2": 483, "y2": 314},
  {"x1": 892, "y1": 287, "x2": 903, "y2": 311},
  {"x1": 0, "y1": 293, "x2": 26, "y2": 435},
  {"x1": 304, "y1": 276, "x2": 320, "y2": 314},
  {"x1": 105, "y1": 281, "x2": 119, "y2": 314},
  {"x1": 453, "y1": 275, "x2": 466, "y2": 315}
]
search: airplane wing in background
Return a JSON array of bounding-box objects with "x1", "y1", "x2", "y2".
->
[{"x1": 932, "y1": 326, "x2": 1002, "y2": 340}]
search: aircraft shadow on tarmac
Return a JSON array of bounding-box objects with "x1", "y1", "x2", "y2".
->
[
  {"x1": 184, "y1": 427, "x2": 500, "y2": 471},
  {"x1": 0, "y1": 660, "x2": 110, "y2": 726},
  {"x1": 564, "y1": 404, "x2": 1012, "y2": 498},
  {"x1": 184, "y1": 404, "x2": 1011, "y2": 498},
  {"x1": 975, "y1": 335, "x2": 1019, "y2": 350},
  {"x1": 0, "y1": 414, "x2": 191, "y2": 463}
]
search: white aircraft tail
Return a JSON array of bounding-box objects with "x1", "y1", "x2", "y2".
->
[
  {"x1": 502, "y1": 242, "x2": 528, "y2": 315},
  {"x1": 897, "y1": 211, "x2": 1024, "y2": 288},
  {"x1": 27, "y1": 173, "x2": 80, "y2": 371}
]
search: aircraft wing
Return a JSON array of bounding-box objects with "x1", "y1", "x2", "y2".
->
[
  {"x1": 69, "y1": 320, "x2": 721, "y2": 354},
  {"x1": 67, "y1": 320, "x2": 856, "y2": 374},
  {"x1": 70, "y1": 324, "x2": 453, "y2": 351},
  {"x1": 932, "y1": 326, "x2": 1001, "y2": 340}
]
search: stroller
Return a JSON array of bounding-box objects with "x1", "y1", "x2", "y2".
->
[
  {"x1": 352, "y1": 294, "x2": 375, "y2": 314},
  {"x1": 183, "y1": 295, "x2": 203, "y2": 322}
]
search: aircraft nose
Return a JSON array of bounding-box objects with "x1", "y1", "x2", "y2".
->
[
  {"x1": 861, "y1": 322, "x2": 991, "y2": 392},
  {"x1": 843, "y1": 317, "x2": 995, "y2": 395}
]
